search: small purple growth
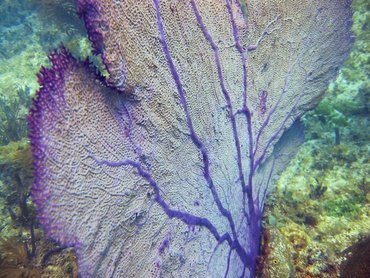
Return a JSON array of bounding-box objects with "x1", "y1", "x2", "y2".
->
[
  {"x1": 158, "y1": 233, "x2": 171, "y2": 255},
  {"x1": 258, "y1": 90, "x2": 268, "y2": 114}
]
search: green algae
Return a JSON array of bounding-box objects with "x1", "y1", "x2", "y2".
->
[
  {"x1": 0, "y1": 86, "x2": 31, "y2": 145},
  {"x1": 261, "y1": 141, "x2": 369, "y2": 276},
  {"x1": 323, "y1": 195, "x2": 365, "y2": 218},
  {"x1": 0, "y1": 140, "x2": 33, "y2": 237},
  {"x1": 0, "y1": 0, "x2": 93, "y2": 100}
]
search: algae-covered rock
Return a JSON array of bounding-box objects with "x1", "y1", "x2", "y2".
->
[{"x1": 261, "y1": 2, "x2": 369, "y2": 275}]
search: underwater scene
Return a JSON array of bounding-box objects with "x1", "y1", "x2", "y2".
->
[{"x1": 0, "y1": 0, "x2": 368, "y2": 277}]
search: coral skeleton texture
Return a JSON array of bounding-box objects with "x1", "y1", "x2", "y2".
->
[{"x1": 28, "y1": 0, "x2": 353, "y2": 277}]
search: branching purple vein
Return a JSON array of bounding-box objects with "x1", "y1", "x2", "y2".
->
[
  {"x1": 189, "y1": 0, "x2": 247, "y2": 200},
  {"x1": 257, "y1": 157, "x2": 276, "y2": 212},
  {"x1": 94, "y1": 158, "x2": 224, "y2": 235},
  {"x1": 94, "y1": 157, "x2": 252, "y2": 268},
  {"x1": 224, "y1": 3, "x2": 280, "y2": 234},
  {"x1": 253, "y1": 74, "x2": 308, "y2": 171},
  {"x1": 224, "y1": 4, "x2": 271, "y2": 274},
  {"x1": 154, "y1": 0, "x2": 236, "y2": 237},
  {"x1": 224, "y1": 246, "x2": 234, "y2": 277},
  {"x1": 224, "y1": 0, "x2": 258, "y2": 229},
  {"x1": 224, "y1": 6, "x2": 310, "y2": 274},
  {"x1": 137, "y1": 0, "x2": 251, "y2": 268},
  {"x1": 253, "y1": 73, "x2": 290, "y2": 158},
  {"x1": 253, "y1": 55, "x2": 300, "y2": 159},
  {"x1": 153, "y1": 0, "x2": 242, "y2": 258},
  {"x1": 189, "y1": 2, "x2": 260, "y2": 265},
  {"x1": 31, "y1": 1, "x2": 351, "y2": 277},
  {"x1": 225, "y1": 0, "x2": 307, "y2": 209},
  {"x1": 191, "y1": 4, "x2": 261, "y2": 268}
]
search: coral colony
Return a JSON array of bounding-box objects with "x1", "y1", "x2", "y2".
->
[{"x1": 28, "y1": 1, "x2": 353, "y2": 277}]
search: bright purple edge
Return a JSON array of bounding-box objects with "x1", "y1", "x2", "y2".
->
[
  {"x1": 28, "y1": 45, "x2": 105, "y2": 247},
  {"x1": 28, "y1": 0, "x2": 119, "y2": 254}
]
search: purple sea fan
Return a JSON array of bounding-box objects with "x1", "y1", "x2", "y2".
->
[{"x1": 29, "y1": 0, "x2": 353, "y2": 277}]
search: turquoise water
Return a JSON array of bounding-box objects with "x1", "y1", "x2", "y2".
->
[{"x1": 0, "y1": 1, "x2": 368, "y2": 277}]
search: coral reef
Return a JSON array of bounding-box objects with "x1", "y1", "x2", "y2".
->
[
  {"x1": 0, "y1": 237, "x2": 41, "y2": 278},
  {"x1": 0, "y1": 236, "x2": 78, "y2": 278},
  {"x1": 260, "y1": 94, "x2": 369, "y2": 277},
  {"x1": 0, "y1": 141, "x2": 78, "y2": 277},
  {"x1": 0, "y1": 1, "x2": 98, "y2": 276},
  {"x1": 259, "y1": 0, "x2": 370, "y2": 276},
  {"x1": 30, "y1": 0, "x2": 85, "y2": 37},
  {"x1": 0, "y1": 0, "x2": 365, "y2": 276},
  {"x1": 340, "y1": 235, "x2": 370, "y2": 277},
  {"x1": 0, "y1": 140, "x2": 33, "y2": 237},
  {"x1": 0, "y1": 0, "x2": 93, "y2": 99},
  {"x1": 28, "y1": 0, "x2": 352, "y2": 277},
  {"x1": 0, "y1": 87, "x2": 31, "y2": 145}
]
